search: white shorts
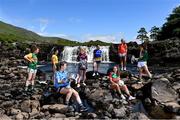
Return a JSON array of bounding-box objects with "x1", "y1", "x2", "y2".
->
[
  {"x1": 118, "y1": 80, "x2": 124, "y2": 86},
  {"x1": 119, "y1": 53, "x2": 126, "y2": 57},
  {"x1": 137, "y1": 61, "x2": 147, "y2": 68},
  {"x1": 27, "y1": 68, "x2": 37, "y2": 74}
]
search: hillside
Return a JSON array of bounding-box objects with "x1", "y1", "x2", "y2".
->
[
  {"x1": 0, "y1": 21, "x2": 79, "y2": 46},
  {"x1": 0, "y1": 21, "x2": 111, "y2": 46}
]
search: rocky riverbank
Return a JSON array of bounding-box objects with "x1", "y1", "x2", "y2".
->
[
  {"x1": 0, "y1": 55, "x2": 180, "y2": 119},
  {"x1": 0, "y1": 40, "x2": 180, "y2": 119}
]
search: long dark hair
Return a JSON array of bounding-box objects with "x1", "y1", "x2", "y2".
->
[{"x1": 113, "y1": 65, "x2": 121, "y2": 77}]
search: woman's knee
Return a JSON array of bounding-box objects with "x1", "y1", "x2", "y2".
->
[{"x1": 73, "y1": 90, "x2": 79, "y2": 97}]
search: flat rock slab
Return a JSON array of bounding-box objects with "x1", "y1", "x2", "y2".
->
[{"x1": 151, "y1": 78, "x2": 178, "y2": 103}]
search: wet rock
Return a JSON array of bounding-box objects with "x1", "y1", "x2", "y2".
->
[
  {"x1": 164, "y1": 102, "x2": 180, "y2": 113},
  {"x1": 88, "y1": 88, "x2": 105, "y2": 101},
  {"x1": 42, "y1": 105, "x2": 51, "y2": 112},
  {"x1": 0, "y1": 114, "x2": 12, "y2": 120},
  {"x1": 128, "y1": 112, "x2": 150, "y2": 120},
  {"x1": 0, "y1": 101, "x2": 14, "y2": 108},
  {"x1": 16, "y1": 113, "x2": 24, "y2": 120},
  {"x1": 87, "y1": 113, "x2": 98, "y2": 119},
  {"x1": 131, "y1": 83, "x2": 144, "y2": 90},
  {"x1": 21, "y1": 100, "x2": 40, "y2": 113},
  {"x1": 10, "y1": 108, "x2": 21, "y2": 115},
  {"x1": 172, "y1": 82, "x2": 180, "y2": 91},
  {"x1": 31, "y1": 94, "x2": 42, "y2": 100},
  {"x1": 0, "y1": 84, "x2": 11, "y2": 90},
  {"x1": 48, "y1": 104, "x2": 68, "y2": 114},
  {"x1": 151, "y1": 78, "x2": 178, "y2": 103},
  {"x1": 65, "y1": 111, "x2": 75, "y2": 117},
  {"x1": 52, "y1": 113, "x2": 66, "y2": 118},
  {"x1": 112, "y1": 106, "x2": 127, "y2": 118},
  {"x1": 21, "y1": 112, "x2": 29, "y2": 119},
  {"x1": 0, "y1": 75, "x2": 5, "y2": 79},
  {"x1": 148, "y1": 105, "x2": 176, "y2": 119}
]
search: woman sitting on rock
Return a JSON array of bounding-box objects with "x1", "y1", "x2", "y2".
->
[
  {"x1": 109, "y1": 66, "x2": 135, "y2": 100},
  {"x1": 54, "y1": 61, "x2": 87, "y2": 112}
]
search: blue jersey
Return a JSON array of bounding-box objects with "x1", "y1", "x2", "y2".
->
[
  {"x1": 94, "y1": 49, "x2": 102, "y2": 58},
  {"x1": 54, "y1": 70, "x2": 70, "y2": 89}
]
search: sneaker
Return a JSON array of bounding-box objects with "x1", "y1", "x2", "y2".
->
[
  {"x1": 64, "y1": 101, "x2": 69, "y2": 106},
  {"x1": 39, "y1": 81, "x2": 47, "y2": 85},
  {"x1": 82, "y1": 82, "x2": 86, "y2": 86},
  {"x1": 77, "y1": 83, "x2": 80, "y2": 88},
  {"x1": 79, "y1": 105, "x2": 88, "y2": 112},
  {"x1": 124, "y1": 67, "x2": 126, "y2": 71},
  {"x1": 92, "y1": 73, "x2": 96, "y2": 76},
  {"x1": 25, "y1": 87, "x2": 28, "y2": 91},
  {"x1": 129, "y1": 96, "x2": 135, "y2": 100},
  {"x1": 121, "y1": 94, "x2": 126, "y2": 100},
  {"x1": 96, "y1": 72, "x2": 99, "y2": 76},
  {"x1": 121, "y1": 67, "x2": 123, "y2": 71}
]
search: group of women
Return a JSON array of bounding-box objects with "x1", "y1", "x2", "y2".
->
[{"x1": 23, "y1": 40, "x2": 152, "y2": 110}]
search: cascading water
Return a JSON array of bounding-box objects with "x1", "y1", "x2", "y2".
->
[{"x1": 62, "y1": 46, "x2": 110, "y2": 62}]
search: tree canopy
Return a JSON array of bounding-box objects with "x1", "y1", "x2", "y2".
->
[{"x1": 158, "y1": 5, "x2": 180, "y2": 40}]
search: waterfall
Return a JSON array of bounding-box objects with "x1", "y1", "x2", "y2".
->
[{"x1": 62, "y1": 46, "x2": 110, "y2": 62}]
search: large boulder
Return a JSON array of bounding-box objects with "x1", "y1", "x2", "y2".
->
[{"x1": 151, "y1": 78, "x2": 178, "y2": 103}]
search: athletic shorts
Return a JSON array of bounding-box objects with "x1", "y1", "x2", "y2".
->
[
  {"x1": 137, "y1": 61, "x2": 147, "y2": 68},
  {"x1": 119, "y1": 53, "x2": 127, "y2": 57},
  {"x1": 95, "y1": 61, "x2": 101, "y2": 64},
  {"x1": 27, "y1": 68, "x2": 37, "y2": 74}
]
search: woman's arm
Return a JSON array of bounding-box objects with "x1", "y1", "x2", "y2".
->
[{"x1": 24, "y1": 53, "x2": 33, "y2": 62}]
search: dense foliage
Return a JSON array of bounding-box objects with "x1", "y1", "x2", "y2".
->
[{"x1": 158, "y1": 5, "x2": 180, "y2": 40}]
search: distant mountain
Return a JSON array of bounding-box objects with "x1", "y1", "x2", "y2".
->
[
  {"x1": 0, "y1": 21, "x2": 79, "y2": 46},
  {"x1": 0, "y1": 21, "x2": 111, "y2": 46},
  {"x1": 83, "y1": 40, "x2": 111, "y2": 46}
]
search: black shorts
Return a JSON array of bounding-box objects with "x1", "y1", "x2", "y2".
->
[
  {"x1": 57, "y1": 87, "x2": 63, "y2": 93},
  {"x1": 95, "y1": 61, "x2": 101, "y2": 64}
]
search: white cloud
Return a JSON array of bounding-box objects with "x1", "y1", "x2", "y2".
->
[
  {"x1": 68, "y1": 17, "x2": 82, "y2": 23},
  {"x1": 83, "y1": 34, "x2": 115, "y2": 43},
  {"x1": 82, "y1": 32, "x2": 128, "y2": 43},
  {"x1": 37, "y1": 32, "x2": 77, "y2": 41},
  {"x1": 37, "y1": 18, "x2": 49, "y2": 32}
]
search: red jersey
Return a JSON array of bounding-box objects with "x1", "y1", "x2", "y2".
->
[{"x1": 118, "y1": 43, "x2": 127, "y2": 54}]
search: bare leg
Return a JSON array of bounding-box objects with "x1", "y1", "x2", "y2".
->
[
  {"x1": 120, "y1": 57, "x2": 123, "y2": 70},
  {"x1": 26, "y1": 72, "x2": 33, "y2": 89},
  {"x1": 31, "y1": 72, "x2": 37, "y2": 86},
  {"x1": 122, "y1": 85, "x2": 130, "y2": 96},
  {"x1": 83, "y1": 70, "x2": 86, "y2": 83},
  {"x1": 124, "y1": 56, "x2": 127, "y2": 69},
  {"x1": 60, "y1": 88, "x2": 73, "y2": 103},
  {"x1": 97, "y1": 63, "x2": 100, "y2": 73},
  {"x1": 143, "y1": 65, "x2": 152, "y2": 78},
  {"x1": 139, "y1": 67, "x2": 143, "y2": 80},
  {"x1": 78, "y1": 70, "x2": 83, "y2": 84},
  {"x1": 93, "y1": 61, "x2": 97, "y2": 72},
  {"x1": 71, "y1": 88, "x2": 82, "y2": 104}
]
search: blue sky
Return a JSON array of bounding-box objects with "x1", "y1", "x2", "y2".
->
[{"x1": 0, "y1": 0, "x2": 179, "y2": 43}]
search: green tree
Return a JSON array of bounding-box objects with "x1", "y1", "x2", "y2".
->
[
  {"x1": 158, "y1": 5, "x2": 180, "y2": 40},
  {"x1": 150, "y1": 26, "x2": 160, "y2": 41},
  {"x1": 136, "y1": 27, "x2": 149, "y2": 43}
]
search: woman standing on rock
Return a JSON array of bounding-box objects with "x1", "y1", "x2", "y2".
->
[
  {"x1": 77, "y1": 48, "x2": 88, "y2": 87},
  {"x1": 24, "y1": 45, "x2": 39, "y2": 91},
  {"x1": 118, "y1": 39, "x2": 128, "y2": 71},
  {"x1": 137, "y1": 43, "x2": 152, "y2": 81},
  {"x1": 109, "y1": 66, "x2": 135, "y2": 100},
  {"x1": 51, "y1": 49, "x2": 59, "y2": 72},
  {"x1": 93, "y1": 45, "x2": 102, "y2": 76}
]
